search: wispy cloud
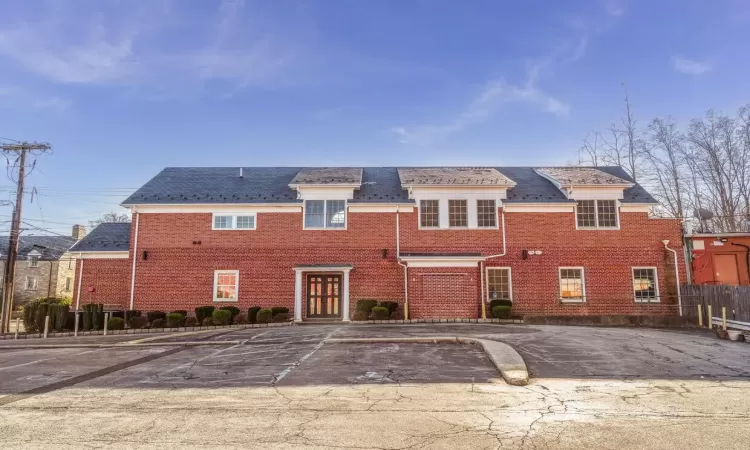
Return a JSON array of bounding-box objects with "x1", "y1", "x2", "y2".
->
[
  {"x1": 0, "y1": 85, "x2": 70, "y2": 111},
  {"x1": 672, "y1": 56, "x2": 713, "y2": 75},
  {"x1": 0, "y1": 0, "x2": 297, "y2": 97}
]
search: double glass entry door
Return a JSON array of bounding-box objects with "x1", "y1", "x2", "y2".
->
[{"x1": 307, "y1": 275, "x2": 342, "y2": 318}]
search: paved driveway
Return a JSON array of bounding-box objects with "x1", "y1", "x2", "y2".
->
[{"x1": 1, "y1": 324, "x2": 749, "y2": 449}]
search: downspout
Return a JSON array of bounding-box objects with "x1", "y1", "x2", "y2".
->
[
  {"x1": 129, "y1": 211, "x2": 140, "y2": 311},
  {"x1": 396, "y1": 206, "x2": 409, "y2": 320},
  {"x1": 75, "y1": 255, "x2": 83, "y2": 310},
  {"x1": 730, "y1": 242, "x2": 750, "y2": 284},
  {"x1": 47, "y1": 260, "x2": 54, "y2": 297},
  {"x1": 481, "y1": 208, "x2": 508, "y2": 318},
  {"x1": 662, "y1": 240, "x2": 682, "y2": 316}
]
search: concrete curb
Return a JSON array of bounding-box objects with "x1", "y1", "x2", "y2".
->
[{"x1": 327, "y1": 336, "x2": 529, "y2": 386}]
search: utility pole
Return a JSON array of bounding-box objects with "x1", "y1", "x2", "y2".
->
[{"x1": 0, "y1": 141, "x2": 52, "y2": 334}]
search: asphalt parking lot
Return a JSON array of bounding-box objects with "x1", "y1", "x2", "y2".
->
[{"x1": 1, "y1": 324, "x2": 749, "y2": 449}]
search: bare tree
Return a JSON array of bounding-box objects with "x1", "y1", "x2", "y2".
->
[
  {"x1": 578, "y1": 132, "x2": 602, "y2": 166},
  {"x1": 644, "y1": 117, "x2": 686, "y2": 218},
  {"x1": 89, "y1": 211, "x2": 131, "y2": 228}
]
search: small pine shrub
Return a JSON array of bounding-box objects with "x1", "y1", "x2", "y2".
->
[
  {"x1": 212, "y1": 309, "x2": 232, "y2": 326},
  {"x1": 234, "y1": 313, "x2": 249, "y2": 324},
  {"x1": 256, "y1": 308, "x2": 273, "y2": 324},
  {"x1": 378, "y1": 301, "x2": 399, "y2": 314},
  {"x1": 248, "y1": 306, "x2": 262, "y2": 324},
  {"x1": 370, "y1": 306, "x2": 390, "y2": 320},
  {"x1": 272, "y1": 313, "x2": 289, "y2": 323},
  {"x1": 128, "y1": 316, "x2": 148, "y2": 329},
  {"x1": 195, "y1": 306, "x2": 215, "y2": 324},
  {"x1": 491, "y1": 305, "x2": 512, "y2": 319},
  {"x1": 170, "y1": 310, "x2": 188, "y2": 318},
  {"x1": 184, "y1": 317, "x2": 198, "y2": 327},
  {"x1": 167, "y1": 313, "x2": 185, "y2": 328},
  {"x1": 108, "y1": 317, "x2": 125, "y2": 330},
  {"x1": 271, "y1": 306, "x2": 289, "y2": 317},
  {"x1": 219, "y1": 306, "x2": 240, "y2": 323},
  {"x1": 355, "y1": 299, "x2": 378, "y2": 312},
  {"x1": 151, "y1": 318, "x2": 166, "y2": 329},
  {"x1": 147, "y1": 311, "x2": 167, "y2": 323}
]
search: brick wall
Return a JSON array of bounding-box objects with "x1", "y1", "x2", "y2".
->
[
  {"x1": 74, "y1": 259, "x2": 131, "y2": 309},
  {"x1": 75, "y1": 208, "x2": 684, "y2": 318}
]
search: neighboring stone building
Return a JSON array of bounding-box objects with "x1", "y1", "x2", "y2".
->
[{"x1": 0, "y1": 225, "x2": 86, "y2": 307}]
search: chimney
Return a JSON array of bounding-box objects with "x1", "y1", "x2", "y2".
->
[{"x1": 72, "y1": 224, "x2": 87, "y2": 240}]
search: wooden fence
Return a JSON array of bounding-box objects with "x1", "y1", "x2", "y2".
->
[{"x1": 681, "y1": 284, "x2": 750, "y2": 323}]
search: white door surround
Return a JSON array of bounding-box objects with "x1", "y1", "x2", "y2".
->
[{"x1": 293, "y1": 265, "x2": 352, "y2": 322}]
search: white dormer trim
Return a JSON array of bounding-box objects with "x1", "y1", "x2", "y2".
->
[
  {"x1": 293, "y1": 186, "x2": 356, "y2": 201},
  {"x1": 534, "y1": 169, "x2": 633, "y2": 200}
]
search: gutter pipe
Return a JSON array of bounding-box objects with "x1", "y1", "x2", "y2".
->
[
  {"x1": 662, "y1": 240, "x2": 682, "y2": 316},
  {"x1": 395, "y1": 206, "x2": 409, "y2": 320},
  {"x1": 481, "y1": 209, "x2": 508, "y2": 318}
]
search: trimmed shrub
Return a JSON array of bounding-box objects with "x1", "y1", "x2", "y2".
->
[
  {"x1": 212, "y1": 309, "x2": 232, "y2": 326},
  {"x1": 489, "y1": 299, "x2": 513, "y2": 310},
  {"x1": 256, "y1": 308, "x2": 273, "y2": 324},
  {"x1": 389, "y1": 310, "x2": 404, "y2": 320},
  {"x1": 355, "y1": 299, "x2": 378, "y2": 313},
  {"x1": 379, "y1": 301, "x2": 399, "y2": 314},
  {"x1": 219, "y1": 306, "x2": 241, "y2": 323},
  {"x1": 271, "y1": 306, "x2": 289, "y2": 317},
  {"x1": 22, "y1": 302, "x2": 39, "y2": 333},
  {"x1": 370, "y1": 306, "x2": 390, "y2": 320},
  {"x1": 128, "y1": 316, "x2": 148, "y2": 329},
  {"x1": 147, "y1": 311, "x2": 167, "y2": 323},
  {"x1": 184, "y1": 316, "x2": 199, "y2": 327},
  {"x1": 167, "y1": 313, "x2": 185, "y2": 328},
  {"x1": 151, "y1": 318, "x2": 166, "y2": 329},
  {"x1": 248, "y1": 306, "x2": 262, "y2": 324},
  {"x1": 195, "y1": 306, "x2": 215, "y2": 324},
  {"x1": 50, "y1": 304, "x2": 70, "y2": 332},
  {"x1": 170, "y1": 310, "x2": 188, "y2": 318},
  {"x1": 234, "y1": 313, "x2": 249, "y2": 324},
  {"x1": 491, "y1": 305, "x2": 512, "y2": 319},
  {"x1": 124, "y1": 310, "x2": 142, "y2": 321},
  {"x1": 202, "y1": 317, "x2": 214, "y2": 326},
  {"x1": 353, "y1": 310, "x2": 369, "y2": 321},
  {"x1": 273, "y1": 313, "x2": 289, "y2": 323},
  {"x1": 34, "y1": 303, "x2": 49, "y2": 333},
  {"x1": 108, "y1": 317, "x2": 125, "y2": 330}
]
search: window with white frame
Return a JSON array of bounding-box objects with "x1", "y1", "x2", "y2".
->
[
  {"x1": 212, "y1": 214, "x2": 256, "y2": 230},
  {"x1": 213, "y1": 270, "x2": 239, "y2": 302},
  {"x1": 448, "y1": 199, "x2": 468, "y2": 227},
  {"x1": 65, "y1": 277, "x2": 72, "y2": 292},
  {"x1": 477, "y1": 199, "x2": 497, "y2": 228},
  {"x1": 25, "y1": 276, "x2": 38, "y2": 290},
  {"x1": 487, "y1": 268, "x2": 511, "y2": 300},
  {"x1": 420, "y1": 200, "x2": 439, "y2": 227},
  {"x1": 559, "y1": 267, "x2": 585, "y2": 302},
  {"x1": 28, "y1": 256, "x2": 39, "y2": 268},
  {"x1": 633, "y1": 267, "x2": 659, "y2": 302},
  {"x1": 304, "y1": 200, "x2": 346, "y2": 229},
  {"x1": 576, "y1": 200, "x2": 618, "y2": 228}
]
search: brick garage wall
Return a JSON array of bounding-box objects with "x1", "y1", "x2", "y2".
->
[
  {"x1": 407, "y1": 267, "x2": 481, "y2": 319},
  {"x1": 76, "y1": 208, "x2": 684, "y2": 318},
  {"x1": 75, "y1": 259, "x2": 130, "y2": 309}
]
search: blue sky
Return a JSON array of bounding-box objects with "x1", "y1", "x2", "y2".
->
[{"x1": 0, "y1": 0, "x2": 748, "y2": 235}]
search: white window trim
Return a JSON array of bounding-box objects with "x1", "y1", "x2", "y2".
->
[
  {"x1": 303, "y1": 200, "x2": 348, "y2": 230},
  {"x1": 28, "y1": 256, "x2": 40, "y2": 268},
  {"x1": 486, "y1": 267, "x2": 512, "y2": 301},
  {"x1": 213, "y1": 270, "x2": 239, "y2": 303},
  {"x1": 575, "y1": 200, "x2": 620, "y2": 230},
  {"x1": 25, "y1": 275, "x2": 38, "y2": 291},
  {"x1": 476, "y1": 199, "x2": 499, "y2": 229},
  {"x1": 632, "y1": 266, "x2": 660, "y2": 303},
  {"x1": 418, "y1": 199, "x2": 440, "y2": 229},
  {"x1": 447, "y1": 198, "x2": 469, "y2": 229},
  {"x1": 559, "y1": 267, "x2": 586, "y2": 303},
  {"x1": 212, "y1": 213, "x2": 257, "y2": 230}
]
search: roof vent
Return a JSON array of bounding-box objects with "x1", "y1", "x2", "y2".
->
[{"x1": 239, "y1": 167, "x2": 243, "y2": 178}]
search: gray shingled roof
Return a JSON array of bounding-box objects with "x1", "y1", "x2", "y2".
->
[
  {"x1": 398, "y1": 167, "x2": 515, "y2": 186},
  {"x1": 121, "y1": 166, "x2": 656, "y2": 206},
  {"x1": 289, "y1": 168, "x2": 363, "y2": 185},
  {"x1": 69, "y1": 223, "x2": 131, "y2": 252},
  {"x1": 0, "y1": 235, "x2": 76, "y2": 260},
  {"x1": 536, "y1": 167, "x2": 633, "y2": 186}
]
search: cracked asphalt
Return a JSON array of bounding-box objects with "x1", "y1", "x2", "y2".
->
[{"x1": 1, "y1": 324, "x2": 749, "y2": 449}]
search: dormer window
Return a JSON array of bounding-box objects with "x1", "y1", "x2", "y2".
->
[
  {"x1": 576, "y1": 200, "x2": 618, "y2": 229},
  {"x1": 304, "y1": 200, "x2": 346, "y2": 229},
  {"x1": 28, "y1": 255, "x2": 39, "y2": 268}
]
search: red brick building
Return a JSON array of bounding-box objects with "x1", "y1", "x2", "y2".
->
[
  {"x1": 687, "y1": 233, "x2": 750, "y2": 285},
  {"x1": 70, "y1": 166, "x2": 684, "y2": 320}
]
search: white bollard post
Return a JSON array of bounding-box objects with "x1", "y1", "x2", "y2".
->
[
  {"x1": 721, "y1": 307, "x2": 727, "y2": 331},
  {"x1": 74, "y1": 312, "x2": 79, "y2": 337},
  {"x1": 14, "y1": 317, "x2": 19, "y2": 339},
  {"x1": 697, "y1": 305, "x2": 703, "y2": 328},
  {"x1": 43, "y1": 315, "x2": 50, "y2": 338},
  {"x1": 707, "y1": 305, "x2": 713, "y2": 329},
  {"x1": 104, "y1": 312, "x2": 109, "y2": 336}
]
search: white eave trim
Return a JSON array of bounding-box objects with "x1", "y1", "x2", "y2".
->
[
  {"x1": 349, "y1": 203, "x2": 415, "y2": 212},
  {"x1": 399, "y1": 256, "x2": 484, "y2": 268},
  {"x1": 293, "y1": 265, "x2": 353, "y2": 272},
  {"x1": 77, "y1": 251, "x2": 129, "y2": 259},
  {"x1": 620, "y1": 203, "x2": 655, "y2": 212},
  {"x1": 503, "y1": 203, "x2": 575, "y2": 212},
  {"x1": 121, "y1": 203, "x2": 302, "y2": 213}
]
